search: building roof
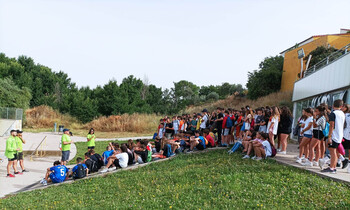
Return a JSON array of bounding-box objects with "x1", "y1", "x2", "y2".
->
[{"x1": 280, "y1": 33, "x2": 350, "y2": 55}]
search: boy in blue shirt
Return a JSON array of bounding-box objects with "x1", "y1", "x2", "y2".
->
[
  {"x1": 102, "y1": 145, "x2": 114, "y2": 165},
  {"x1": 71, "y1": 157, "x2": 88, "y2": 179},
  {"x1": 40, "y1": 161, "x2": 68, "y2": 186}
]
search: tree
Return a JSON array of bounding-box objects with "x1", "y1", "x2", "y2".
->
[
  {"x1": 304, "y1": 46, "x2": 338, "y2": 67},
  {"x1": 172, "y1": 80, "x2": 199, "y2": 110},
  {"x1": 0, "y1": 77, "x2": 32, "y2": 109},
  {"x1": 246, "y1": 56, "x2": 284, "y2": 100},
  {"x1": 206, "y1": 92, "x2": 219, "y2": 101}
]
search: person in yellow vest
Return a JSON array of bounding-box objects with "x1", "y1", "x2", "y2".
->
[
  {"x1": 14, "y1": 130, "x2": 28, "y2": 172},
  {"x1": 196, "y1": 113, "x2": 202, "y2": 130},
  {"x1": 87, "y1": 128, "x2": 96, "y2": 151},
  {"x1": 5, "y1": 130, "x2": 21, "y2": 177},
  {"x1": 61, "y1": 128, "x2": 72, "y2": 166}
]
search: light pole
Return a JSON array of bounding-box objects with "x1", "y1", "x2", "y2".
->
[{"x1": 297, "y1": 48, "x2": 305, "y2": 78}]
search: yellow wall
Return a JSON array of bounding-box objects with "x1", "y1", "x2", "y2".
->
[{"x1": 280, "y1": 34, "x2": 350, "y2": 91}]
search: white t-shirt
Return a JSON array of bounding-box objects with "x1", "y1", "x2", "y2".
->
[
  {"x1": 267, "y1": 116, "x2": 279, "y2": 135},
  {"x1": 299, "y1": 118, "x2": 305, "y2": 134},
  {"x1": 302, "y1": 116, "x2": 313, "y2": 135},
  {"x1": 330, "y1": 110, "x2": 345, "y2": 143},
  {"x1": 344, "y1": 113, "x2": 350, "y2": 140},
  {"x1": 116, "y1": 152, "x2": 129, "y2": 168},
  {"x1": 200, "y1": 114, "x2": 208, "y2": 129},
  {"x1": 262, "y1": 140, "x2": 272, "y2": 157}
]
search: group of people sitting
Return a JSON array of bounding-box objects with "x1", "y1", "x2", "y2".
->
[{"x1": 157, "y1": 105, "x2": 293, "y2": 160}]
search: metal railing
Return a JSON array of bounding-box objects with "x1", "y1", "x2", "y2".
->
[
  {"x1": 304, "y1": 43, "x2": 350, "y2": 77},
  {"x1": 30, "y1": 136, "x2": 47, "y2": 161},
  {"x1": 0, "y1": 107, "x2": 23, "y2": 120}
]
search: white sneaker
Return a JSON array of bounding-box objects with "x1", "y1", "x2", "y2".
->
[
  {"x1": 242, "y1": 155, "x2": 250, "y2": 159},
  {"x1": 108, "y1": 167, "x2": 116, "y2": 172},
  {"x1": 251, "y1": 156, "x2": 257, "y2": 160},
  {"x1": 319, "y1": 158, "x2": 325, "y2": 170},
  {"x1": 278, "y1": 151, "x2": 286, "y2": 155},
  {"x1": 277, "y1": 148, "x2": 281, "y2": 152},
  {"x1": 302, "y1": 160, "x2": 313, "y2": 167},
  {"x1": 296, "y1": 158, "x2": 302, "y2": 164},
  {"x1": 312, "y1": 161, "x2": 319, "y2": 167},
  {"x1": 301, "y1": 157, "x2": 307, "y2": 163},
  {"x1": 40, "y1": 178, "x2": 45, "y2": 184},
  {"x1": 255, "y1": 157, "x2": 263, "y2": 161},
  {"x1": 40, "y1": 178, "x2": 47, "y2": 186},
  {"x1": 100, "y1": 168, "x2": 108, "y2": 173}
]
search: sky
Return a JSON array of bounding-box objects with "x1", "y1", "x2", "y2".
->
[{"x1": 1, "y1": 0, "x2": 350, "y2": 90}]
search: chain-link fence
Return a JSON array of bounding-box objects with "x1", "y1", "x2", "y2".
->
[{"x1": 0, "y1": 107, "x2": 23, "y2": 120}]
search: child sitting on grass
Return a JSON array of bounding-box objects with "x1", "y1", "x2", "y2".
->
[
  {"x1": 84, "y1": 152, "x2": 98, "y2": 174},
  {"x1": 252, "y1": 133, "x2": 272, "y2": 161},
  {"x1": 188, "y1": 130, "x2": 206, "y2": 153},
  {"x1": 101, "y1": 145, "x2": 129, "y2": 173},
  {"x1": 242, "y1": 131, "x2": 258, "y2": 159},
  {"x1": 71, "y1": 157, "x2": 88, "y2": 179},
  {"x1": 203, "y1": 129, "x2": 215, "y2": 148},
  {"x1": 102, "y1": 145, "x2": 114, "y2": 165},
  {"x1": 40, "y1": 160, "x2": 68, "y2": 186},
  {"x1": 241, "y1": 130, "x2": 253, "y2": 153}
]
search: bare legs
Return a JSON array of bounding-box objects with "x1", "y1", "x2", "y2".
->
[{"x1": 279, "y1": 134, "x2": 289, "y2": 152}]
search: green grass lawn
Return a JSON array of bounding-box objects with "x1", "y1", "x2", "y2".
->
[{"x1": 2, "y1": 150, "x2": 350, "y2": 209}]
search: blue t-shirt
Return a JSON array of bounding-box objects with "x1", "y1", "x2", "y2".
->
[
  {"x1": 72, "y1": 163, "x2": 87, "y2": 173},
  {"x1": 50, "y1": 165, "x2": 68, "y2": 182},
  {"x1": 198, "y1": 136, "x2": 206, "y2": 148},
  {"x1": 102, "y1": 150, "x2": 114, "y2": 165}
]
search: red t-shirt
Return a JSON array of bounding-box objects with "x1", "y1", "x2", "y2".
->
[{"x1": 205, "y1": 134, "x2": 215, "y2": 147}]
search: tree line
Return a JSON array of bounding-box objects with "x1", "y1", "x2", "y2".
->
[{"x1": 0, "y1": 53, "x2": 248, "y2": 123}]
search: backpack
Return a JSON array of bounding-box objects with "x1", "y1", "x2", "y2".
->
[
  {"x1": 226, "y1": 117, "x2": 233, "y2": 128},
  {"x1": 73, "y1": 164, "x2": 86, "y2": 179},
  {"x1": 91, "y1": 154, "x2": 104, "y2": 169},
  {"x1": 86, "y1": 159, "x2": 98, "y2": 173},
  {"x1": 322, "y1": 122, "x2": 330, "y2": 137}
]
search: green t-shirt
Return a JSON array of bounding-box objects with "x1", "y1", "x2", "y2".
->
[
  {"x1": 61, "y1": 134, "x2": 71, "y2": 151},
  {"x1": 87, "y1": 134, "x2": 96, "y2": 147},
  {"x1": 5, "y1": 136, "x2": 17, "y2": 159},
  {"x1": 15, "y1": 136, "x2": 23, "y2": 152}
]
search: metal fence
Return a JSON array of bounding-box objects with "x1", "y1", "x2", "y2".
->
[{"x1": 0, "y1": 107, "x2": 23, "y2": 120}]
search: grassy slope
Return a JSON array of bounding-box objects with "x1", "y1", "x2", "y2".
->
[{"x1": 1, "y1": 150, "x2": 350, "y2": 209}]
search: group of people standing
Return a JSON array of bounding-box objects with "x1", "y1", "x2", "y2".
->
[{"x1": 5, "y1": 130, "x2": 28, "y2": 177}]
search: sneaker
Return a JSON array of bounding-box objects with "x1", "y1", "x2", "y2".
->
[
  {"x1": 301, "y1": 157, "x2": 307, "y2": 163},
  {"x1": 336, "y1": 162, "x2": 341, "y2": 168},
  {"x1": 251, "y1": 156, "x2": 257, "y2": 160},
  {"x1": 302, "y1": 160, "x2": 313, "y2": 167},
  {"x1": 321, "y1": 167, "x2": 336, "y2": 174},
  {"x1": 342, "y1": 159, "x2": 349, "y2": 169},
  {"x1": 312, "y1": 161, "x2": 319, "y2": 167},
  {"x1": 319, "y1": 158, "x2": 325, "y2": 170},
  {"x1": 100, "y1": 168, "x2": 108, "y2": 173},
  {"x1": 277, "y1": 148, "x2": 281, "y2": 152},
  {"x1": 296, "y1": 158, "x2": 302, "y2": 164},
  {"x1": 242, "y1": 155, "x2": 250, "y2": 159},
  {"x1": 40, "y1": 178, "x2": 46, "y2": 184},
  {"x1": 255, "y1": 157, "x2": 263, "y2": 161},
  {"x1": 278, "y1": 151, "x2": 286, "y2": 155},
  {"x1": 186, "y1": 150, "x2": 193, "y2": 153},
  {"x1": 14, "y1": 172, "x2": 23, "y2": 175},
  {"x1": 228, "y1": 150, "x2": 233, "y2": 154},
  {"x1": 40, "y1": 178, "x2": 47, "y2": 186},
  {"x1": 7, "y1": 174, "x2": 15, "y2": 178},
  {"x1": 22, "y1": 169, "x2": 29, "y2": 173}
]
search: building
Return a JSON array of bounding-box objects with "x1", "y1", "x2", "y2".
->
[
  {"x1": 280, "y1": 29, "x2": 350, "y2": 92},
  {"x1": 290, "y1": 42, "x2": 350, "y2": 138}
]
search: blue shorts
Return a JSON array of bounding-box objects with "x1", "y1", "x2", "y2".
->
[
  {"x1": 304, "y1": 134, "x2": 312, "y2": 139},
  {"x1": 241, "y1": 123, "x2": 245, "y2": 131},
  {"x1": 49, "y1": 174, "x2": 63, "y2": 183}
]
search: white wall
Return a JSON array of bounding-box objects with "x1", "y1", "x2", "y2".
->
[{"x1": 292, "y1": 53, "x2": 350, "y2": 102}]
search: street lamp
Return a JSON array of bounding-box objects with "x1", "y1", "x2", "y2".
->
[{"x1": 297, "y1": 48, "x2": 305, "y2": 78}]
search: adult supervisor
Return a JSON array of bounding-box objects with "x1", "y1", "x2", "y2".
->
[{"x1": 61, "y1": 128, "x2": 73, "y2": 165}]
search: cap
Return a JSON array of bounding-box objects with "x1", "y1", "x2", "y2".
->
[
  {"x1": 10, "y1": 130, "x2": 17, "y2": 133},
  {"x1": 17, "y1": 130, "x2": 23, "y2": 133},
  {"x1": 197, "y1": 113, "x2": 202, "y2": 117},
  {"x1": 202, "y1": 109, "x2": 208, "y2": 113},
  {"x1": 63, "y1": 128, "x2": 70, "y2": 132}
]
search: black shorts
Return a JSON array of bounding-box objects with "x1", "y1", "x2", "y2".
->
[
  {"x1": 113, "y1": 159, "x2": 121, "y2": 168},
  {"x1": 8, "y1": 153, "x2": 18, "y2": 161},
  {"x1": 313, "y1": 130, "x2": 324, "y2": 140},
  {"x1": 328, "y1": 140, "x2": 340, "y2": 149},
  {"x1": 342, "y1": 139, "x2": 350, "y2": 149},
  {"x1": 88, "y1": 146, "x2": 95, "y2": 150},
  {"x1": 17, "y1": 152, "x2": 24, "y2": 160},
  {"x1": 196, "y1": 144, "x2": 205, "y2": 150}
]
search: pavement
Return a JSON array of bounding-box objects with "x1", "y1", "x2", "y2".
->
[
  {"x1": 0, "y1": 132, "x2": 350, "y2": 198},
  {"x1": 0, "y1": 132, "x2": 152, "y2": 198}
]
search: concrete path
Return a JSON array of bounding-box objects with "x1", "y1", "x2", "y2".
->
[{"x1": 274, "y1": 143, "x2": 350, "y2": 184}]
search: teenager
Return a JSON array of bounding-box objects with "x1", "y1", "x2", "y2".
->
[
  {"x1": 40, "y1": 161, "x2": 68, "y2": 186},
  {"x1": 296, "y1": 108, "x2": 313, "y2": 164},
  {"x1": 222, "y1": 110, "x2": 233, "y2": 147},
  {"x1": 172, "y1": 116, "x2": 180, "y2": 135},
  {"x1": 252, "y1": 133, "x2": 272, "y2": 161},
  {"x1": 165, "y1": 118, "x2": 174, "y2": 139},
  {"x1": 71, "y1": 157, "x2": 88, "y2": 179},
  {"x1": 61, "y1": 128, "x2": 72, "y2": 166},
  {"x1": 277, "y1": 107, "x2": 293, "y2": 155},
  {"x1": 267, "y1": 106, "x2": 280, "y2": 146},
  {"x1": 87, "y1": 128, "x2": 96, "y2": 151},
  {"x1": 102, "y1": 145, "x2": 114, "y2": 165},
  {"x1": 321, "y1": 100, "x2": 345, "y2": 173},
  {"x1": 101, "y1": 145, "x2": 129, "y2": 173},
  {"x1": 303, "y1": 106, "x2": 326, "y2": 167},
  {"x1": 215, "y1": 108, "x2": 224, "y2": 146},
  {"x1": 200, "y1": 109, "x2": 209, "y2": 130},
  {"x1": 203, "y1": 129, "x2": 215, "y2": 147},
  {"x1": 341, "y1": 104, "x2": 350, "y2": 172},
  {"x1": 5, "y1": 130, "x2": 21, "y2": 177},
  {"x1": 14, "y1": 130, "x2": 28, "y2": 172}
]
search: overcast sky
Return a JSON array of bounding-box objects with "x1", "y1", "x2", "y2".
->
[{"x1": 1, "y1": 0, "x2": 349, "y2": 90}]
